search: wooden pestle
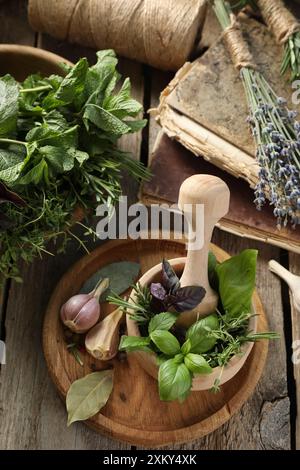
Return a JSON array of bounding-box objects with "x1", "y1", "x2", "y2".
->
[{"x1": 177, "y1": 174, "x2": 230, "y2": 328}]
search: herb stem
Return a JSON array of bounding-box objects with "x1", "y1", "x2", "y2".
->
[
  {"x1": 20, "y1": 85, "x2": 52, "y2": 93},
  {"x1": 0, "y1": 138, "x2": 27, "y2": 146}
]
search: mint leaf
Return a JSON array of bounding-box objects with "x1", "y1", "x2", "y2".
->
[
  {"x1": 148, "y1": 312, "x2": 177, "y2": 334},
  {"x1": 104, "y1": 78, "x2": 142, "y2": 118},
  {"x1": 39, "y1": 146, "x2": 75, "y2": 173},
  {"x1": 158, "y1": 359, "x2": 192, "y2": 401},
  {"x1": 150, "y1": 330, "x2": 180, "y2": 356},
  {"x1": 184, "y1": 353, "x2": 213, "y2": 374},
  {"x1": 0, "y1": 148, "x2": 24, "y2": 183},
  {"x1": 119, "y1": 335, "x2": 151, "y2": 353},
  {"x1": 187, "y1": 314, "x2": 219, "y2": 354},
  {"x1": 18, "y1": 159, "x2": 48, "y2": 185},
  {"x1": 83, "y1": 104, "x2": 131, "y2": 135},
  {"x1": 0, "y1": 74, "x2": 19, "y2": 136},
  {"x1": 44, "y1": 57, "x2": 88, "y2": 109}
]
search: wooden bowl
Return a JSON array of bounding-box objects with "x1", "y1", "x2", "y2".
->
[
  {"x1": 0, "y1": 44, "x2": 73, "y2": 80},
  {"x1": 43, "y1": 238, "x2": 268, "y2": 447},
  {"x1": 127, "y1": 249, "x2": 258, "y2": 391}
]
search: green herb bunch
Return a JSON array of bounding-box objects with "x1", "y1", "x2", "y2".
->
[
  {"x1": 116, "y1": 250, "x2": 279, "y2": 402},
  {"x1": 0, "y1": 50, "x2": 149, "y2": 282}
]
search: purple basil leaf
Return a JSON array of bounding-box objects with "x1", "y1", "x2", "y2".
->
[
  {"x1": 167, "y1": 286, "x2": 206, "y2": 313},
  {"x1": 162, "y1": 258, "x2": 180, "y2": 293},
  {"x1": 150, "y1": 282, "x2": 167, "y2": 301}
]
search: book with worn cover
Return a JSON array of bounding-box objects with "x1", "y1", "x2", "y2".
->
[
  {"x1": 153, "y1": 15, "x2": 298, "y2": 190},
  {"x1": 141, "y1": 133, "x2": 300, "y2": 253}
]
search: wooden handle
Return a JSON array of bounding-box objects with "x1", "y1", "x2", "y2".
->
[
  {"x1": 177, "y1": 174, "x2": 230, "y2": 327},
  {"x1": 269, "y1": 259, "x2": 300, "y2": 312}
]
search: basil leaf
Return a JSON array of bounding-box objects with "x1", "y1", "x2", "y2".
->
[
  {"x1": 150, "y1": 330, "x2": 180, "y2": 356},
  {"x1": 119, "y1": 335, "x2": 151, "y2": 353},
  {"x1": 158, "y1": 359, "x2": 192, "y2": 402},
  {"x1": 66, "y1": 370, "x2": 113, "y2": 426},
  {"x1": 80, "y1": 261, "x2": 140, "y2": 298},
  {"x1": 167, "y1": 285, "x2": 206, "y2": 313},
  {"x1": 187, "y1": 314, "x2": 219, "y2": 354},
  {"x1": 184, "y1": 353, "x2": 213, "y2": 374},
  {"x1": 148, "y1": 312, "x2": 177, "y2": 334},
  {"x1": 0, "y1": 74, "x2": 19, "y2": 137},
  {"x1": 181, "y1": 339, "x2": 191, "y2": 355},
  {"x1": 216, "y1": 249, "x2": 257, "y2": 319},
  {"x1": 162, "y1": 258, "x2": 180, "y2": 292}
]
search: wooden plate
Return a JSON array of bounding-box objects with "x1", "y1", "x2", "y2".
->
[{"x1": 43, "y1": 239, "x2": 268, "y2": 447}]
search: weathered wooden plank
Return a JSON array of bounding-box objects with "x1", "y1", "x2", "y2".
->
[
  {"x1": 0, "y1": 0, "x2": 35, "y2": 45},
  {"x1": 288, "y1": 253, "x2": 300, "y2": 450}
]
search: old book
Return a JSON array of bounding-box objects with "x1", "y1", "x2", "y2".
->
[
  {"x1": 141, "y1": 133, "x2": 300, "y2": 254},
  {"x1": 153, "y1": 15, "x2": 298, "y2": 189}
]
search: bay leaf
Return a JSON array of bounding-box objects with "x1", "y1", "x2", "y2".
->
[
  {"x1": 66, "y1": 370, "x2": 113, "y2": 426},
  {"x1": 80, "y1": 261, "x2": 140, "y2": 299}
]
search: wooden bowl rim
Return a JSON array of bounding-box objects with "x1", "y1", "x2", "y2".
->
[{"x1": 0, "y1": 43, "x2": 74, "y2": 67}]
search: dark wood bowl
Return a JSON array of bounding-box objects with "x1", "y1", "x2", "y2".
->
[{"x1": 0, "y1": 44, "x2": 73, "y2": 80}]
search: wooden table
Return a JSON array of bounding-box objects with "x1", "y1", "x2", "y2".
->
[{"x1": 0, "y1": 0, "x2": 298, "y2": 450}]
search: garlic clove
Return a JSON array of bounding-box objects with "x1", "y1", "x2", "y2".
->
[
  {"x1": 85, "y1": 308, "x2": 123, "y2": 360},
  {"x1": 60, "y1": 278, "x2": 110, "y2": 334}
]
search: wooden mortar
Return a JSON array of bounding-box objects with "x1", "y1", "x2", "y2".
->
[{"x1": 127, "y1": 174, "x2": 257, "y2": 391}]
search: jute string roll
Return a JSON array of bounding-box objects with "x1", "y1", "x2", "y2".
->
[
  {"x1": 28, "y1": 0, "x2": 207, "y2": 71},
  {"x1": 222, "y1": 18, "x2": 256, "y2": 70},
  {"x1": 257, "y1": 0, "x2": 300, "y2": 44}
]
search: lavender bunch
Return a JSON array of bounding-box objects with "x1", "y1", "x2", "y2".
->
[{"x1": 213, "y1": 0, "x2": 300, "y2": 227}]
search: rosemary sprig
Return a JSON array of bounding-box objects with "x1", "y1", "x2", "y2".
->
[{"x1": 108, "y1": 283, "x2": 154, "y2": 325}]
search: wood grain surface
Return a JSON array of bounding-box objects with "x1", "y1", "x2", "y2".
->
[{"x1": 0, "y1": 0, "x2": 296, "y2": 451}]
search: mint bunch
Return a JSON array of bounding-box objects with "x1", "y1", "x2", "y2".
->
[{"x1": 0, "y1": 50, "x2": 149, "y2": 281}]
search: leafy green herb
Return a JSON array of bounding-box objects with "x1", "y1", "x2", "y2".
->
[
  {"x1": 216, "y1": 249, "x2": 257, "y2": 319},
  {"x1": 80, "y1": 261, "x2": 140, "y2": 298},
  {"x1": 0, "y1": 51, "x2": 149, "y2": 282},
  {"x1": 117, "y1": 252, "x2": 279, "y2": 402},
  {"x1": 150, "y1": 330, "x2": 181, "y2": 356},
  {"x1": 119, "y1": 335, "x2": 151, "y2": 353},
  {"x1": 148, "y1": 312, "x2": 177, "y2": 334},
  {"x1": 159, "y1": 359, "x2": 192, "y2": 402},
  {"x1": 66, "y1": 370, "x2": 113, "y2": 426},
  {"x1": 186, "y1": 314, "x2": 219, "y2": 354},
  {"x1": 184, "y1": 353, "x2": 212, "y2": 375}
]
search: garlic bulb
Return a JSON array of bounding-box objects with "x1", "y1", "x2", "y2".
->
[
  {"x1": 85, "y1": 308, "x2": 123, "y2": 360},
  {"x1": 60, "y1": 278, "x2": 109, "y2": 333}
]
